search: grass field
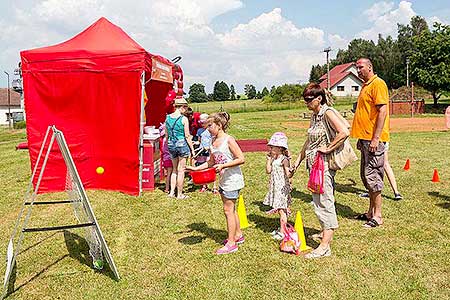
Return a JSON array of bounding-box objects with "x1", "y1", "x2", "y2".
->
[
  {"x1": 189, "y1": 97, "x2": 450, "y2": 115},
  {"x1": 190, "y1": 98, "x2": 357, "y2": 114},
  {"x1": 0, "y1": 108, "x2": 450, "y2": 300}
]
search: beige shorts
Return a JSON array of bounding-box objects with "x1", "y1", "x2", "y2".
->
[
  {"x1": 357, "y1": 140, "x2": 386, "y2": 193},
  {"x1": 311, "y1": 166, "x2": 339, "y2": 230}
]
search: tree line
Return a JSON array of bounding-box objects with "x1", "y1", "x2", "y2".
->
[
  {"x1": 310, "y1": 16, "x2": 450, "y2": 106},
  {"x1": 188, "y1": 81, "x2": 307, "y2": 103},
  {"x1": 188, "y1": 82, "x2": 271, "y2": 103}
]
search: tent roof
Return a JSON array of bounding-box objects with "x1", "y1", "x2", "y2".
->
[{"x1": 21, "y1": 17, "x2": 148, "y2": 71}]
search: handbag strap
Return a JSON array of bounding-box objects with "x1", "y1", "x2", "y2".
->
[
  {"x1": 323, "y1": 108, "x2": 348, "y2": 147},
  {"x1": 282, "y1": 223, "x2": 295, "y2": 241}
]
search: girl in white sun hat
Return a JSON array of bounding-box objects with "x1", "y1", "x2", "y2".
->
[{"x1": 263, "y1": 132, "x2": 293, "y2": 240}]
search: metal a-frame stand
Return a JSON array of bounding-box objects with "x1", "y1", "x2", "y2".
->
[{"x1": 2, "y1": 126, "x2": 120, "y2": 299}]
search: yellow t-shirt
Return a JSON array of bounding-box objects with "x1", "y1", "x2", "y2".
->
[{"x1": 350, "y1": 75, "x2": 390, "y2": 142}]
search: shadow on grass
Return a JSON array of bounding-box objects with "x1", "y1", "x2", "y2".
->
[
  {"x1": 335, "y1": 178, "x2": 366, "y2": 195},
  {"x1": 291, "y1": 188, "x2": 310, "y2": 203},
  {"x1": 252, "y1": 200, "x2": 270, "y2": 213},
  {"x1": 19, "y1": 232, "x2": 59, "y2": 255},
  {"x1": 9, "y1": 254, "x2": 68, "y2": 296},
  {"x1": 181, "y1": 222, "x2": 227, "y2": 245},
  {"x1": 303, "y1": 227, "x2": 321, "y2": 249},
  {"x1": 335, "y1": 202, "x2": 358, "y2": 219},
  {"x1": 3, "y1": 260, "x2": 16, "y2": 298},
  {"x1": 429, "y1": 191, "x2": 450, "y2": 210},
  {"x1": 291, "y1": 187, "x2": 358, "y2": 219},
  {"x1": 248, "y1": 213, "x2": 279, "y2": 233},
  {"x1": 63, "y1": 230, "x2": 117, "y2": 281}
]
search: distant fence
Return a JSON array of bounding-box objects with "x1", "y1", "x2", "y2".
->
[{"x1": 390, "y1": 100, "x2": 425, "y2": 115}]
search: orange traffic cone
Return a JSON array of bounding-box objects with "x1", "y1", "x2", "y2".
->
[
  {"x1": 403, "y1": 158, "x2": 409, "y2": 171},
  {"x1": 432, "y1": 169, "x2": 440, "y2": 182},
  {"x1": 403, "y1": 159, "x2": 410, "y2": 171}
]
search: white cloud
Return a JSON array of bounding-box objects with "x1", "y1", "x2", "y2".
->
[
  {"x1": 0, "y1": 2, "x2": 328, "y2": 93},
  {"x1": 363, "y1": 1, "x2": 394, "y2": 22},
  {"x1": 328, "y1": 34, "x2": 348, "y2": 50},
  {"x1": 428, "y1": 16, "x2": 449, "y2": 26},
  {"x1": 357, "y1": 0, "x2": 416, "y2": 41},
  {"x1": 218, "y1": 8, "x2": 324, "y2": 52}
]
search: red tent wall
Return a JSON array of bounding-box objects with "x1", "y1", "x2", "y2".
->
[
  {"x1": 23, "y1": 71, "x2": 142, "y2": 194},
  {"x1": 145, "y1": 80, "x2": 173, "y2": 127},
  {"x1": 21, "y1": 17, "x2": 175, "y2": 196}
]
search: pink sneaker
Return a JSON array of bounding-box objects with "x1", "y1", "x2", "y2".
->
[
  {"x1": 212, "y1": 188, "x2": 219, "y2": 195},
  {"x1": 223, "y1": 235, "x2": 245, "y2": 245},
  {"x1": 199, "y1": 186, "x2": 207, "y2": 192},
  {"x1": 215, "y1": 244, "x2": 238, "y2": 255}
]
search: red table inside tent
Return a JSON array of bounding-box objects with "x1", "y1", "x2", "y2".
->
[{"x1": 142, "y1": 138, "x2": 160, "y2": 191}]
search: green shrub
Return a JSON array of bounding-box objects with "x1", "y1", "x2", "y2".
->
[{"x1": 13, "y1": 120, "x2": 26, "y2": 129}]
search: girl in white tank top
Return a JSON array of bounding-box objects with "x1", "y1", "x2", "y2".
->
[{"x1": 186, "y1": 112, "x2": 245, "y2": 255}]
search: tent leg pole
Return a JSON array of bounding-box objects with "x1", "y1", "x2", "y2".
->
[{"x1": 138, "y1": 71, "x2": 146, "y2": 196}]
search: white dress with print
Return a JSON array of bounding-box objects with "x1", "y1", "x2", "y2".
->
[{"x1": 263, "y1": 155, "x2": 291, "y2": 209}]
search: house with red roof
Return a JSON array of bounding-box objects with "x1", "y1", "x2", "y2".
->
[
  {"x1": 319, "y1": 62, "x2": 363, "y2": 97},
  {"x1": 0, "y1": 88, "x2": 22, "y2": 125}
]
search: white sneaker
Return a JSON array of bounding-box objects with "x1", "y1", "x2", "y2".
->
[
  {"x1": 272, "y1": 231, "x2": 284, "y2": 240},
  {"x1": 305, "y1": 246, "x2": 331, "y2": 259}
]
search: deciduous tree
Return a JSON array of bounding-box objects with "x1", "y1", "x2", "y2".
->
[
  {"x1": 188, "y1": 83, "x2": 208, "y2": 103},
  {"x1": 411, "y1": 23, "x2": 450, "y2": 106}
]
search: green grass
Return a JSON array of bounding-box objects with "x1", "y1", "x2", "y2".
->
[
  {"x1": 0, "y1": 111, "x2": 449, "y2": 300},
  {"x1": 190, "y1": 98, "x2": 357, "y2": 114}
]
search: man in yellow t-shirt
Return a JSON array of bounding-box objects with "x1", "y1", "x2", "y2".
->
[{"x1": 351, "y1": 58, "x2": 389, "y2": 228}]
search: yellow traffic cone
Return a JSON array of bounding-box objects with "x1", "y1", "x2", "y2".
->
[
  {"x1": 294, "y1": 211, "x2": 312, "y2": 252},
  {"x1": 237, "y1": 195, "x2": 250, "y2": 229}
]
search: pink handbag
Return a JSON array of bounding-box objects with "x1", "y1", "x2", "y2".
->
[
  {"x1": 279, "y1": 223, "x2": 301, "y2": 255},
  {"x1": 307, "y1": 152, "x2": 324, "y2": 194}
]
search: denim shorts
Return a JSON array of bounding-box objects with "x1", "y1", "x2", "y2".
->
[
  {"x1": 218, "y1": 187, "x2": 240, "y2": 200},
  {"x1": 168, "y1": 139, "x2": 191, "y2": 159}
]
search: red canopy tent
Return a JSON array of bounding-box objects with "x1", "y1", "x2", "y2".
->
[{"x1": 21, "y1": 17, "x2": 182, "y2": 196}]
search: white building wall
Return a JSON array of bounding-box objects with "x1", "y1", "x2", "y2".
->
[
  {"x1": 0, "y1": 107, "x2": 23, "y2": 125},
  {"x1": 331, "y1": 76, "x2": 362, "y2": 97},
  {"x1": 346, "y1": 65, "x2": 358, "y2": 77}
]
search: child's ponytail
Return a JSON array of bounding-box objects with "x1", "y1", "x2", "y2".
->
[{"x1": 208, "y1": 112, "x2": 231, "y2": 131}]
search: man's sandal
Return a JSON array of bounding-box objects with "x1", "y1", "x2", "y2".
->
[{"x1": 363, "y1": 218, "x2": 380, "y2": 228}]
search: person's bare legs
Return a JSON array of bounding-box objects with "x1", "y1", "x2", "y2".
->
[
  {"x1": 234, "y1": 203, "x2": 242, "y2": 239},
  {"x1": 176, "y1": 157, "x2": 187, "y2": 198},
  {"x1": 384, "y1": 151, "x2": 400, "y2": 195},
  {"x1": 169, "y1": 158, "x2": 179, "y2": 197},
  {"x1": 319, "y1": 229, "x2": 334, "y2": 249},
  {"x1": 165, "y1": 167, "x2": 173, "y2": 193},
  {"x1": 369, "y1": 191, "x2": 383, "y2": 224},
  {"x1": 222, "y1": 196, "x2": 237, "y2": 246},
  {"x1": 279, "y1": 209, "x2": 288, "y2": 235}
]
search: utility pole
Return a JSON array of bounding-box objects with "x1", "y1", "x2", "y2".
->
[
  {"x1": 4, "y1": 71, "x2": 11, "y2": 128},
  {"x1": 406, "y1": 58, "x2": 410, "y2": 88},
  {"x1": 323, "y1": 47, "x2": 332, "y2": 90}
]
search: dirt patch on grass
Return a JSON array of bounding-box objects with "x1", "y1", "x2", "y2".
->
[
  {"x1": 389, "y1": 117, "x2": 447, "y2": 133},
  {"x1": 283, "y1": 117, "x2": 448, "y2": 133}
]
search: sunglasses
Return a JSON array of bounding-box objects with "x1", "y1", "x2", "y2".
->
[{"x1": 303, "y1": 96, "x2": 317, "y2": 103}]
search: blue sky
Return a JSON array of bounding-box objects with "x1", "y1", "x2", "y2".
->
[
  {"x1": 0, "y1": 1, "x2": 449, "y2": 92},
  {"x1": 212, "y1": 1, "x2": 450, "y2": 37}
]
